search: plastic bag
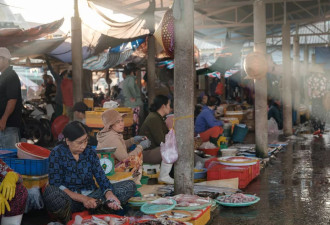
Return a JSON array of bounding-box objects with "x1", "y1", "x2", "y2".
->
[
  {"x1": 160, "y1": 129, "x2": 178, "y2": 164},
  {"x1": 25, "y1": 188, "x2": 44, "y2": 213},
  {"x1": 268, "y1": 118, "x2": 279, "y2": 144}
]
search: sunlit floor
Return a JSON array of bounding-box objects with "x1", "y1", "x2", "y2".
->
[{"x1": 22, "y1": 132, "x2": 330, "y2": 225}]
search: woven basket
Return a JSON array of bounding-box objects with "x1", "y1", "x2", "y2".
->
[{"x1": 244, "y1": 52, "x2": 268, "y2": 80}]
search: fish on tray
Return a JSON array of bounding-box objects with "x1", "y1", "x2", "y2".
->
[
  {"x1": 73, "y1": 215, "x2": 128, "y2": 225},
  {"x1": 149, "y1": 198, "x2": 173, "y2": 205}
]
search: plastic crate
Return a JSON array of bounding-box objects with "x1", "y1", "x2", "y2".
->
[
  {"x1": 0, "y1": 149, "x2": 17, "y2": 159},
  {"x1": 188, "y1": 205, "x2": 211, "y2": 225},
  {"x1": 207, "y1": 162, "x2": 260, "y2": 189},
  {"x1": 86, "y1": 108, "x2": 134, "y2": 128},
  {"x1": 3, "y1": 157, "x2": 49, "y2": 176},
  {"x1": 204, "y1": 157, "x2": 218, "y2": 169}
]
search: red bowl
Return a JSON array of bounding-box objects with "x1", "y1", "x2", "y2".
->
[
  {"x1": 199, "y1": 148, "x2": 219, "y2": 156},
  {"x1": 16, "y1": 143, "x2": 51, "y2": 159}
]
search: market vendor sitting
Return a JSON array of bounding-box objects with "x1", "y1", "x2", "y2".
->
[
  {"x1": 43, "y1": 121, "x2": 136, "y2": 224},
  {"x1": 96, "y1": 109, "x2": 151, "y2": 184},
  {"x1": 139, "y1": 95, "x2": 174, "y2": 184},
  {"x1": 0, "y1": 159, "x2": 28, "y2": 225},
  {"x1": 195, "y1": 96, "x2": 224, "y2": 143}
]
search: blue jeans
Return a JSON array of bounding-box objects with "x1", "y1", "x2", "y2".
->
[{"x1": 0, "y1": 127, "x2": 19, "y2": 149}]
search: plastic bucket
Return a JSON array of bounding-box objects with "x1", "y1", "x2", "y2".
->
[{"x1": 232, "y1": 124, "x2": 249, "y2": 143}]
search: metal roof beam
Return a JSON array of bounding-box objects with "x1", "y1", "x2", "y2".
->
[
  {"x1": 239, "y1": 12, "x2": 253, "y2": 23},
  {"x1": 195, "y1": 15, "x2": 330, "y2": 29},
  {"x1": 124, "y1": 0, "x2": 149, "y2": 9},
  {"x1": 197, "y1": 0, "x2": 314, "y2": 8},
  {"x1": 293, "y1": 1, "x2": 315, "y2": 17}
]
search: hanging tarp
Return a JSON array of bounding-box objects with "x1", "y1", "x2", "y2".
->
[
  {"x1": 80, "y1": 0, "x2": 151, "y2": 52},
  {"x1": 225, "y1": 69, "x2": 239, "y2": 78},
  {"x1": 93, "y1": 34, "x2": 148, "y2": 55},
  {"x1": 156, "y1": 60, "x2": 174, "y2": 69},
  {"x1": 49, "y1": 41, "x2": 92, "y2": 63},
  {"x1": 83, "y1": 37, "x2": 146, "y2": 71},
  {"x1": 9, "y1": 37, "x2": 66, "y2": 58},
  {"x1": 0, "y1": 18, "x2": 64, "y2": 47}
]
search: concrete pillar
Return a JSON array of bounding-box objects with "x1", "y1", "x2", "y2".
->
[
  {"x1": 282, "y1": 23, "x2": 293, "y2": 136},
  {"x1": 253, "y1": 0, "x2": 268, "y2": 158},
  {"x1": 293, "y1": 35, "x2": 300, "y2": 124},
  {"x1": 174, "y1": 0, "x2": 194, "y2": 194},
  {"x1": 71, "y1": 0, "x2": 83, "y2": 103},
  {"x1": 304, "y1": 45, "x2": 309, "y2": 107}
]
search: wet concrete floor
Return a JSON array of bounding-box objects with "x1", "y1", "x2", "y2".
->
[
  {"x1": 22, "y1": 133, "x2": 330, "y2": 225},
  {"x1": 210, "y1": 133, "x2": 330, "y2": 225}
]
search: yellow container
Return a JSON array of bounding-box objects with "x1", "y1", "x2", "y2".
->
[
  {"x1": 85, "y1": 107, "x2": 134, "y2": 128},
  {"x1": 22, "y1": 175, "x2": 48, "y2": 189},
  {"x1": 225, "y1": 111, "x2": 244, "y2": 121},
  {"x1": 83, "y1": 98, "x2": 94, "y2": 110},
  {"x1": 188, "y1": 206, "x2": 211, "y2": 225}
]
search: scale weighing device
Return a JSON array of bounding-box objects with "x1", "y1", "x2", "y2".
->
[{"x1": 96, "y1": 147, "x2": 116, "y2": 176}]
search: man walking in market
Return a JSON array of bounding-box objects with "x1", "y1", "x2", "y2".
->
[{"x1": 0, "y1": 47, "x2": 22, "y2": 149}]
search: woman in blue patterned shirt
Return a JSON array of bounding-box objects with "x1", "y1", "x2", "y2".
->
[{"x1": 42, "y1": 121, "x2": 136, "y2": 223}]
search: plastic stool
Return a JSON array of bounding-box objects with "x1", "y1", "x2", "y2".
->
[{"x1": 142, "y1": 164, "x2": 160, "y2": 178}]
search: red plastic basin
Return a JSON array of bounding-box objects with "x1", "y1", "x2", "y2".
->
[
  {"x1": 199, "y1": 148, "x2": 219, "y2": 156},
  {"x1": 16, "y1": 143, "x2": 51, "y2": 159}
]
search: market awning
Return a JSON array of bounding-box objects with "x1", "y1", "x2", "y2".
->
[
  {"x1": 9, "y1": 37, "x2": 66, "y2": 58},
  {"x1": 49, "y1": 41, "x2": 92, "y2": 63},
  {"x1": 0, "y1": 19, "x2": 64, "y2": 48},
  {"x1": 83, "y1": 37, "x2": 146, "y2": 70},
  {"x1": 82, "y1": 1, "x2": 151, "y2": 46}
]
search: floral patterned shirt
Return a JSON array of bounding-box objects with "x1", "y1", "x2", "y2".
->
[{"x1": 48, "y1": 144, "x2": 113, "y2": 194}]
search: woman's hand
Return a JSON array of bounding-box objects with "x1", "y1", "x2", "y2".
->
[
  {"x1": 82, "y1": 196, "x2": 98, "y2": 209},
  {"x1": 105, "y1": 191, "x2": 122, "y2": 210}
]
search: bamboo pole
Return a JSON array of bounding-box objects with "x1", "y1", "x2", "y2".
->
[
  {"x1": 71, "y1": 0, "x2": 83, "y2": 103},
  {"x1": 174, "y1": 0, "x2": 194, "y2": 194},
  {"x1": 254, "y1": 0, "x2": 268, "y2": 158},
  {"x1": 147, "y1": 1, "x2": 156, "y2": 106},
  {"x1": 282, "y1": 23, "x2": 293, "y2": 136}
]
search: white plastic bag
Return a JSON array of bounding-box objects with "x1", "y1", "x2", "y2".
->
[
  {"x1": 25, "y1": 188, "x2": 44, "y2": 213},
  {"x1": 268, "y1": 118, "x2": 279, "y2": 144},
  {"x1": 160, "y1": 129, "x2": 178, "y2": 164}
]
